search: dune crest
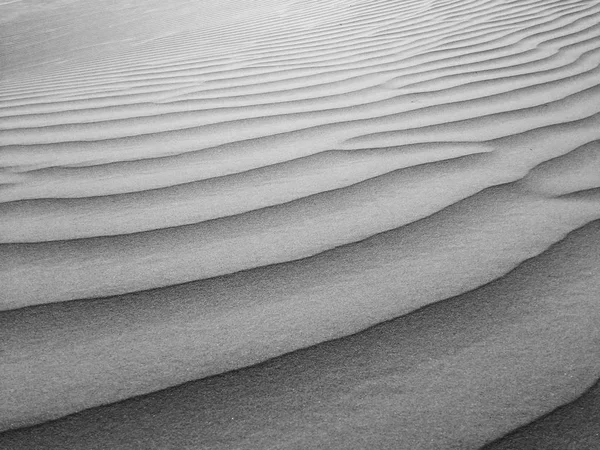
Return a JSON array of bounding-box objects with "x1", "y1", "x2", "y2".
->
[{"x1": 1, "y1": 0, "x2": 599, "y2": 447}]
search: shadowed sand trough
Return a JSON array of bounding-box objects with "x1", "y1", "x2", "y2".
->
[{"x1": 1, "y1": 0, "x2": 600, "y2": 448}]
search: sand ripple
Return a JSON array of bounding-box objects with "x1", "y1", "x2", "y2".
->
[{"x1": 1, "y1": 0, "x2": 599, "y2": 447}]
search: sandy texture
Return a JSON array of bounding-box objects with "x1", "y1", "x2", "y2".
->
[{"x1": 1, "y1": 0, "x2": 600, "y2": 448}]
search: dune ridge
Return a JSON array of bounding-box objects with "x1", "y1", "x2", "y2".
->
[{"x1": 1, "y1": 0, "x2": 600, "y2": 447}]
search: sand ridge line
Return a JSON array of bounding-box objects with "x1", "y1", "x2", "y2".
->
[
  {"x1": 3, "y1": 62, "x2": 600, "y2": 173},
  {"x1": 3, "y1": 27, "x2": 599, "y2": 129},
  {"x1": 3, "y1": 28, "x2": 598, "y2": 132},
  {"x1": 1, "y1": 183, "x2": 600, "y2": 433},
  {"x1": 3, "y1": 221, "x2": 599, "y2": 449},
  {"x1": 1, "y1": 0, "x2": 600, "y2": 441},
  {"x1": 2, "y1": 45, "x2": 599, "y2": 148},
  {"x1": 0, "y1": 6, "x2": 596, "y2": 116},
  {"x1": 0, "y1": 0, "x2": 592, "y2": 101},
  {"x1": 1, "y1": 108, "x2": 599, "y2": 243}
]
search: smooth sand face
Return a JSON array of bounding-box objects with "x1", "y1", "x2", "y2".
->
[{"x1": 1, "y1": 0, "x2": 600, "y2": 448}]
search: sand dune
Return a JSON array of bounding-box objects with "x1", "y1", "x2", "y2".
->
[{"x1": 1, "y1": 0, "x2": 599, "y2": 448}]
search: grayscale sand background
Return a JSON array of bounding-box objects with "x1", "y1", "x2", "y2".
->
[{"x1": 1, "y1": 0, "x2": 600, "y2": 448}]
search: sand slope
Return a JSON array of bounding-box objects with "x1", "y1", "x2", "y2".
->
[{"x1": 1, "y1": 0, "x2": 600, "y2": 447}]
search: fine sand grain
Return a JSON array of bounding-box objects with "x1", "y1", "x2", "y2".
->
[{"x1": 1, "y1": 0, "x2": 599, "y2": 448}]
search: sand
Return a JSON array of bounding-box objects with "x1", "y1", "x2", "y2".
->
[{"x1": 1, "y1": 0, "x2": 599, "y2": 448}]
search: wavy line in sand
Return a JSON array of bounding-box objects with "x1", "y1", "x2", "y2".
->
[{"x1": 1, "y1": 0, "x2": 600, "y2": 447}]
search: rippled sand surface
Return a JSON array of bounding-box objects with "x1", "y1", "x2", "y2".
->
[{"x1": 1, "y1": 0, "x2": 600, "y2": 448}]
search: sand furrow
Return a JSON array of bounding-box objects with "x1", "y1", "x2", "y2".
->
[
  {"x1": 3, "y1": 34, "x2": 600, "y2": 141},
  {"x1": 4, "y1": 28, "x2": 599, "y2": 130},
  {"x1": 3, "y1": 47, "x2": 598, "y2": 144},
  {"x1": 1, "y1": 110, "x2": 598, "y2": 243},
  {"x1": 3, "y1": 63, "x2": 599, "y2": 173},
  {"x1": 0, "y1": 145, "x2": 493, "y2": 242},
  {"x1": 1, "y1": 0, "x2": 599, "y2": 445},
  {"x1": 2, "y1": 2, "x2": 596, "y2": 103},
  {"x1": 1, "y1": 183, "x2": 600, "y2": 432},
  {"x1": 3, "y1": 219, "x2": 599, "y2": 449}
]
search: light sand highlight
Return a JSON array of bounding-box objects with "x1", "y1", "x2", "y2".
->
[{"x1": 1, "y1": 0, "x2": 599, "y2": 447}]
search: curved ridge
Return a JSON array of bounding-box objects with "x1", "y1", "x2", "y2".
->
[{"x1": 1, "y1": 0, "x2": 600, "y2": 447}]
